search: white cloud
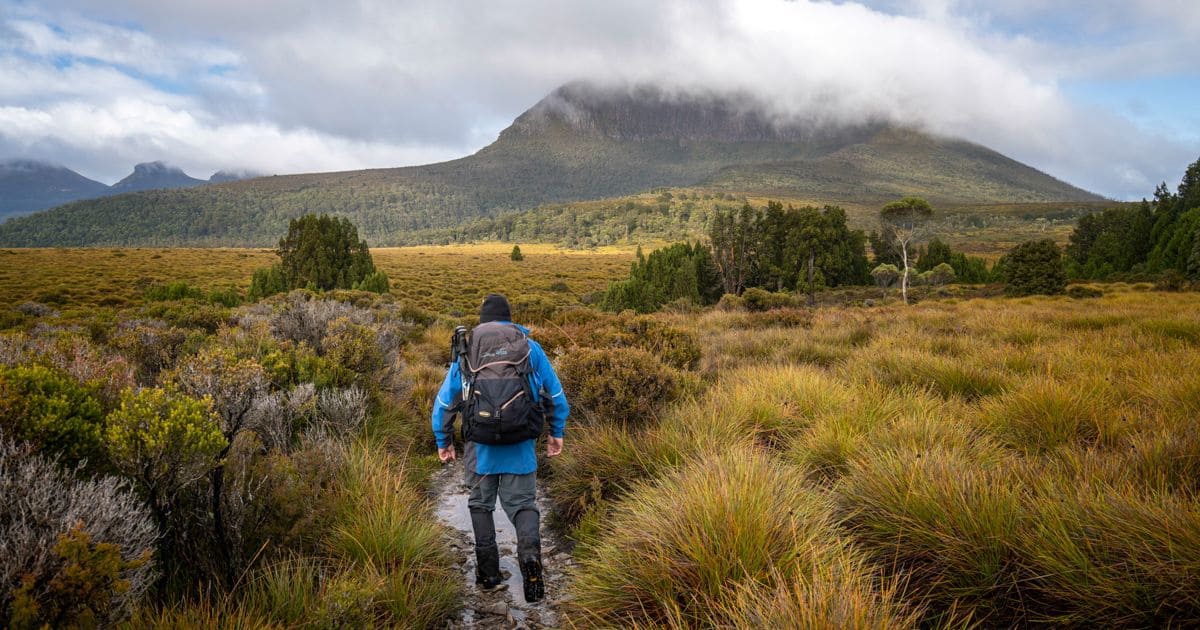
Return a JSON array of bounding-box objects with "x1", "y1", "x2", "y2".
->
[{"x1": 1, "y1": 0, "x2": 1197, "y2": 198}]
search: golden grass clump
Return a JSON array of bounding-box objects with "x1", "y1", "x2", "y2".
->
[
  {"x1": 979, "y1": 376, "x2": 1130, "y2": 454},
  {"x1": 836, "y1": 446, "x2": 1026, "y2": 625},
  {"x1": 842, "y1": 343, "x2": 1010, "y2": 401},
  {"x1": 570, "y1": 447, "x2": 912, "y2": 628},
  {"x1": 1017, "y1": 473, "x2": 1200, "y2": 626}
]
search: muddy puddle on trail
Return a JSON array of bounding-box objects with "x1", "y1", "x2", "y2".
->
[{"x1": 432, "y1": 461, "x2": 574, "y2": 629}]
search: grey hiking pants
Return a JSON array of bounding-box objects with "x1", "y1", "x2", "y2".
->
[{"x1": 463, "y1": 443, "x2": 541, "y2": 564}]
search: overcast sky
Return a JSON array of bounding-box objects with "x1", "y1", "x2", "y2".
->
[{"x1": 1, "y1": 0, "x2": 1198, "y2": 199}]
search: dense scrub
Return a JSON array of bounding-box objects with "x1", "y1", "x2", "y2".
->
[{"x1": 0, "y1": 287, "x2": 460, "y2": 627}]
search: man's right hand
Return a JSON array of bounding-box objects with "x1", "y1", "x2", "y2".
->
[{"x1": 438, "y1": 445, "x2": 456, "y2": 462}]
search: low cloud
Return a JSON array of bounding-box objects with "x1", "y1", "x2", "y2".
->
[{"x1": 1, "y1": 0, "x2": 1196, "y2": 197}]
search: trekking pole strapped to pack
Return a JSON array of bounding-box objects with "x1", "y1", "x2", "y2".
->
[{"x1": 456, "y1": 322, "x2": 544, "y2": 445}]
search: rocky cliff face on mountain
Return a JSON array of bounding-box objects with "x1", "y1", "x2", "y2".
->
[{"x1": 506, "y1": 82, "x2": 878, "y2": 145}]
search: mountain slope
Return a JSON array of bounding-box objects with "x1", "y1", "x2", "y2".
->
[
  {"x1": 0, "y1": 160, "x2": 110, "y2": 222},
  {"x1": 0, "y1": 82, "x2": 1102, "y2": 247},
  {"x1": 110, "y1": 161, "x2": 206, "y2": 193}
]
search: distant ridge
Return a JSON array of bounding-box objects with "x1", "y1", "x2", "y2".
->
[
  {"x1": 209, "y1": 169, "x2": 264, "y2": 184},
  {"x1": 0, "y1": 159, "x2": 260, "y2": 221},
  {"x1": 111, "y1": 161, "x2": 206, "y2": 193},
  {"x1": 0, "y1": 81, "x2": 1102, "y2": 246},
  {"x1": 0, "y1": 160, "x2": 109, "y2": 222}
]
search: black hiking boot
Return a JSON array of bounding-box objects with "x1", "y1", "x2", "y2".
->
[
  {"x1": 520, "y1": 558, "x2": 544, "y2": 603},
  {"x1": 473, "y1": 547, "x2": 506, "y2": 592},
  {"x1": 471, "y1": 510, "x2": 505, "y2": 592}
]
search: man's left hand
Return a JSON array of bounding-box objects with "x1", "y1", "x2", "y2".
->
[{"x1": 547, "y1": 436, "x2": 563, "y2": 457}]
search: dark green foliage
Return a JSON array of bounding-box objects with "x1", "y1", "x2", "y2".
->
[
  {"x1": 1003, "y1": 240, "x2": 1067, "y2": 296},
  {"x1": 1148, "y1": 208, "x2": 1200, "y2": 276},
  {"x1": 1068, "y1": 156, "x2": 1200, "y2": 281},
  {"x1": 509, "y1": 245, "x2": 524, "y2": 261},
  {"x1": 881, "y1": 197, "x2": 933, "y2": 225},
  {"x1": 741, "y1": 288, "x2": 801, "y2": 311},
  {"x1": 144, "y1": 281, "x2": 205, "y2": 302},
  {"x1": 916, "y1": 237, "x2": 993, "y2": 283},
  {"x1": 249, "y1": 265, "x2": 288, "y2": 301},
  {"x1": 709, "y1": 204, "x2": 760, "y2": 295},
  {"x1": 277, "y1": 215, "x2": 376, "y2": 292},
  {"x1": 709, "y1": 201, "x2": 870, "y2": 298},
  {"x1": 1067, "y1": 204, "x2": 1155, "y2": 279},
  {"x1": 0, "y1": 365, "x2": 106, "y2": 470},
  {"x1": 600, "y1": 242, "x2": 721, "y2": 313},
  {"x1": 351, "y1": 271, "x2": 390, "y2": 294},
  {"x1": 869, "y1": 227, "x2": 904, "y2": 267},
  {"x1": 915, "y1": 237, "x2": 953, "y2": 271},
  {"x1": 206, "y1": 288, "x2": 243, "y2": 308}
]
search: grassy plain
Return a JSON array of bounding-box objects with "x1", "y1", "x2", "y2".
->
[
  {"x1": 0, "y1": 244, "x2": 635, "y2": 314},
  {"x1": 3, "y1": 244, "x2": 1198, "y2": 627}
]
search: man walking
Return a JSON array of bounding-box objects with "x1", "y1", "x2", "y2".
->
[{"x1": 432, "y1": 294, "x2": 569, "y2": 603}]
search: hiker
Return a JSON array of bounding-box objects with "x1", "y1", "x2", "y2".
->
[{"x1": 431, "y1": 294, "x2": 569, "y2": 603}]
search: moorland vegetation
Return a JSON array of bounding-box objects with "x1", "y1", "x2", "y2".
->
[{"x1": 0, "y1": 158, "x2": 1198, "y2": 628}]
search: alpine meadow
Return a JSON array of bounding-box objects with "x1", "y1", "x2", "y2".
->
[{"x1": 3, "y1": 2, "x2": 1200, "y2": 629}]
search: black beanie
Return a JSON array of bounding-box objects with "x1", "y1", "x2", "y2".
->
[{"x1": 479, "y1": 294, "x2": 512, "y2": 323}]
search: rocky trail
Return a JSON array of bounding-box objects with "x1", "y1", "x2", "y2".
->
[{"x1": 432, "y1": 461, "x2": 575, "y2": 629}]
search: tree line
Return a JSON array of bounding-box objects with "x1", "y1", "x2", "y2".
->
[{"x1": 1067, "y1": 156, "x2": 1200, "y2": 282}]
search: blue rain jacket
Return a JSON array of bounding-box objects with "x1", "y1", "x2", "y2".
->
[{"x1": 431, "y1": 322, "x2": 569, "y2": 475}]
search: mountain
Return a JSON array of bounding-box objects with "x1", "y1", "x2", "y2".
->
[
  {"x1": 209, "y1": 169, "x2": 264, "y2": 184},
  {"x1": 0, "y1": 160, "x2": 110, "y2": 222},
  {"x1": 0, "y1": 82, "x2": 1102, "y2": 247},
  {"x1": 110, "y1": 161, "x2": 206, "y2": 193}
]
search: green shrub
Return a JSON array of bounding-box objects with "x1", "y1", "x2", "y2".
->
[
  {"x1": 0, "y1": 365, "x2": 106, "y2": 469},
  {"x1": 141, "y1": 300, "x2": 231, "y2": 333},
  {"x1": 0, "y1": 310, "x2": 27, "y2": 330},
  {"x1": 107, "y1": 320, "x2": 189, "y2": 383},
  {"x1": 556, "y1": 347, "x2": 682, "y2": 426},
  {"x1": 206, "y1": 287, "x2": 243, "y2": 307},
  {"x1": 600, "y1": 242, "x2": 721, "y2": 313},
  {"x1": 621, "y1": 315, "x2": 702, "y2": 370},
  {"x1": 105, "y1": 387, "x2": 226, "y2": 524},
  {"x1": 322, "y1": 317, "x2": 384, "y2": 378},
  {"x1": 741, "y1": 287, "x2": 799, "y2": 311},
  {"x1": 351, "y1": 270, "x2": 390, "y2": 294},
  {"x1": 248, "y1": 265, "x2": 287, "y2": 301},
  {"x1": 871, "y1": 263, "x2": 900, "y2": 288},
  {"x1": 143, "y1": 281, "x2": 204, "y2": 302},
  {"x1": 10, "y1": 525, "x2": 151, "y2": 630},
  {"x1": 509, "y1": 245, "x2": 524, "y2": 261},
  {"x1": 1, "y1": 439, "x2": 157, "y2": 629},
  {"x1": 1065, "y1": 284, "x2": 1103, "y2": 299},
  {"x1": 1003, "y1": 239, "x2": 1067, "y2": 296}
]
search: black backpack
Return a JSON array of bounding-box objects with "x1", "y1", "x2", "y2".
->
[{"x1": 456, "y1": 322, "x2": 544, "y2": 445}]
